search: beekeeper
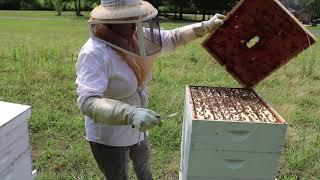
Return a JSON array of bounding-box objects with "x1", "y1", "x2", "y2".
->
[{"x1": 75, "y1": 0, "x2": 225, "y2": 179}]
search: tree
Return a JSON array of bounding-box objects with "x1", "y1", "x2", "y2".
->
[
  {"x1": 146, "y1": 0, "x2": 163, "y2": 9},
  {"x1": 59, "y1": 0, "x2": 82, "y2": 16},
  {"x1": 193, "y1": 0, "x2": 237, "y2": 20},
  {"x1": 165, "y1": 0, "x2": 191, "y2": 19},
  {"x1": 83, "y1": 0, "x2": 99, "y2": 10},
  {"x1": 0, "y1": 0, "x2": 21, "y2": 9},
  {"x1": 42, "y1": 0, "x2": 54, "y2": 10},
  {"x1": 74, "y1": 0, "x2": 82, "y2": 16},
  {"x1": 295, "y1": 0, "x2": 320, "y2": 18},
  {"x1": 54, "y1": 0, "x2": 62, "y2": 15}
]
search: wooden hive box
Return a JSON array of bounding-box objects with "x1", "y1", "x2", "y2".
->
[
  {"x1": 180, "y1": 86, "x2": 287, "y2": 180},
  {"x1": 0, "y1": 101, "x2": 34, "y2": 180}
]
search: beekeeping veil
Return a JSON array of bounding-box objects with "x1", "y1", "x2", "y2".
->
[{"x1": 88, "y1": 0, "x2": 162, "y2": 59}]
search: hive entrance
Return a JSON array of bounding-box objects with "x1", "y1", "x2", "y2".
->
[{"x1": 190, "y1": 86, "x2": 280, "y2": 123}]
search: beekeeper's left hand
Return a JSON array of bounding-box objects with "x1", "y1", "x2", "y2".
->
[
  {"x1": 192, "y1": 13, "x2": 226, "y2": 37},
  {"x1": 171, "y1": 13, "x2": 226, "y2": 46},
  {"x1": 203, "y1": 14, "x2": 226, "y2": 33}
]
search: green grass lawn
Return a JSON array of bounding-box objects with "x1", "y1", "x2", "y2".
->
[{"x1": 0, "y1": 10, "x2": 319, "y2": 180}]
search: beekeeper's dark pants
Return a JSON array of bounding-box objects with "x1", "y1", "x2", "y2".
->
[{"x1": 89, "y1": 138, "x2": 152, "y2": 180}]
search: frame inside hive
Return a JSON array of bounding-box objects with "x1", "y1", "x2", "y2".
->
[
  {"x1": 189, "y1": 86, "x2": 286, "y2": 124},
  {"x1": 202, "y1": 0, "x2": 317, "y2": 87}
]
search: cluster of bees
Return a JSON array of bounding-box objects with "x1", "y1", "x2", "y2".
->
[{"x1": 190, "y1": 86, "x2": 278, "y2": 123}]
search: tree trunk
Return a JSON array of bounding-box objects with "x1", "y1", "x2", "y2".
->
[
  {"x1": 74, "y1": 0, "x2": 77, "y2": 15},
  {"x1": 202, "y1": 8, "x2": 206, "y2": 21},
  {"x1": 56, "y1": 0, "x2": 62, "y2": 16},
  {"x1": 179, "y1": 4, "x2": 183, "y2": 20},
  {"x1": 174, "y1": 4, "x2": 177, "y2": 19},
  {"x1": 75, "y1": 0, "x2": 82, "y2": 16},
  {"x1": 78, "y1": 0, "x2": 82, "y2": 16}
]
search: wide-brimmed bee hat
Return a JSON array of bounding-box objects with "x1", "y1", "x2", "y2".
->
[
  {"x1": 90, "y1": 0, "x2": 157, "y2": 22},
  {"x1": 88, "y1": 0, "x2": 162, "y2": 58}
]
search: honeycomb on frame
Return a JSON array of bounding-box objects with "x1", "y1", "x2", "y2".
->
[
  {"x1": 202, "y1": 0, "x2": 317, "y2": 87},
  {"x1": 189, "y1": 86, "x2": 282, "y2": 123}
]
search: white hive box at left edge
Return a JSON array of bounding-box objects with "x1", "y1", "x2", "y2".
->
[{"x1": 0, "y1": 101, "x2": 35, "y2": 180}]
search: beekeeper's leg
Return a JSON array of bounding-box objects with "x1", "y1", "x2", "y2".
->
[
  {"x1": 89, "y1": 141, "x2": 129, "y2": 180},
  {"x1": 129, "y1": 136, "x2": 152, "y2": 180}
]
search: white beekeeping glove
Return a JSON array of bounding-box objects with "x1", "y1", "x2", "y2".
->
[
  {"x1": 171, "y1": 14, "x2": 226, "y2": 46},
  {"x1": 81, "y1": 97, "x2": 161, "y2": 131},
  {"x1": 130, "y1": 108, "x2": 162, "y2": 132}
]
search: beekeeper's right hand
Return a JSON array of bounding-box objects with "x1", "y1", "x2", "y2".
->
[
  {"x1": 80, "y1": 97, "x2": 161, "y2": 131},
  {"x1": 130, "y1": 108, "x2": 162, "y2": 132}
]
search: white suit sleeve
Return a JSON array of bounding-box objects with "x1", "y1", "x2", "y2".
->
[
  {"x1": 161, "y1": 14, "x2": 225, "y2": 51},
  {"x1": 76, "y1": 51, "x2": 109, "y2": 108}
]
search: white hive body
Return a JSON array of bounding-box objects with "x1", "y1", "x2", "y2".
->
[
  {"x1": 0, "y1": 101, "x2": 34, "y2": 180},
  {"x1": 180, "y1": 86, "x2": 288, "y2": 180}
]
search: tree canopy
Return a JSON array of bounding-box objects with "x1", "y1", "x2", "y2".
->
[
  {"x1": 1, "y1": 0, "x2": 319, "y2": 19},
  {"x1": 295, "y1": 0, "x2": 320, "y2": 18}
]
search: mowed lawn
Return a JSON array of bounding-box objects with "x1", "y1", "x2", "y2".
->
[{"x1": 0, "y1": 11, "x2": 319, "y2": 180}]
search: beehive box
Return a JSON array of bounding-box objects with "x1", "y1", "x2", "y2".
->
[
  {"x1": 0, "y1": 101, "x2": 33, "y2": 180},
  {"x1": 180, "y1": 0, "x2": 317, "y2": 178},
  {"x1": 180, "y1": 86, "x2": 287, "y2": 180}
]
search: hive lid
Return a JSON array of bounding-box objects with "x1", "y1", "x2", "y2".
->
[
  {"x1": 0, "y1": 101, "x2": 31, "y2": 127},
  {"x1": 202, "y1": 0, "x2": 317, "y2": 87}
]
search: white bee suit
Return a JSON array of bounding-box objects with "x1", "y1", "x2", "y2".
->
[
  {"x1": 76, "y1": 29, "x2": 174, "y2": 146},
  {"x1": 76, "y1": 14, "x2": 225, "y2": 146}
]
